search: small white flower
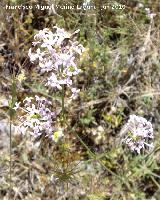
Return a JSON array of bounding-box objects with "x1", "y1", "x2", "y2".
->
[
  {"x1": 19, "y1": 125, "x2": 28, "y2": 134},
  {"x1": 23, "y1": 97, "x2": 33, "y2": 103},
  {"x1": 72, "y1": 43, "x2": 85, "y2": 55},
  {"x1": 137, "y1": 3, "x2": 144, "y2": 8},
  {"x1": 28, "y1": 48, "x2": 38, "y2": 62},
  {"x1": 70, "y1": 88, "x2": 80, "y2": 99},
  {"x1": 83, "y1": 0, "x2": 91, "y2": 6},
  {"x1": 34, "y1": 28, "x2": 51, "y2": 40},
  {"x1": 13, "y1": 102, "x2": 21, "y2": 110},
  {"x1": 39, "y1": 60, "x2": 53, "y2": 73},
  {"x1": 145, "y1": 8, "x2": 150, "y2": 13},
  {"x1": 28, "y1": 48, "x2": 44, "y2": 62},
  {"x1": 46, "y1": 73, "x2": 62, "y2": 90}
]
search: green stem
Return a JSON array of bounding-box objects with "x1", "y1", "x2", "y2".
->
[
  {"x1": 8, "y1": 74, "x2": 17, "y2": 198},
  {"x1": 74, "y1": 131, "x2": 132, "y2": 191},
  {"x1": 9, "y1": 117, "x2": 12, "y2": 199},
  {"x1": 61, "y1": 84, "x2": 65, "y2": 123},
  {"x1": 75, "y1": 133, "x2": 119, "y2": 178},
  {"x1": 151, "y1": 176, "x2": 160, "y2": 189}
]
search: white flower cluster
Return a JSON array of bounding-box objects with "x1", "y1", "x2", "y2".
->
[
  {"x1": 28, "y1": 26, "x2": 85, "y2": 99},
  {"x1": 14, "y1": 96, "x2": 62, "y2": 142},
  {"x1": 122, "y1": 115, "x2": 154, "y2": 154}
]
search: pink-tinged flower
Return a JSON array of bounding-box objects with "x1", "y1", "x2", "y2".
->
[
  {"x1": 70, "y1": 88, "x2": 80, "y2": 100},
  {"x1": 45, "y1": 73, "x2": 62, "y2": 90},
  {"x1": 122, "y1": 115, "x2": 154, "y2": 154},
  {"x1": 53, "y1": 26, "x2": 71, "y2": 45},
  {"x1": 145, "y1": 8, "x2": 156, "y2": 20},
  {"x1": 71, "y1": 43, "x2": 85, "y2": 55},
  {"x1": 28, "y1": 48, "x2": 44, "y2": 63},
  {"x1": 59, "y1": 77, "x2": 72, "y2": 86},
  {"x1": 17, "y1": 96, "x2": 55, "y2": 138},
  {"x1": 39, "y1": 59, "x2": 53, "y2": 73},
  {"x1": 28, "y1": 26, "x2": 85, "y2": 98},
  {"x1": 148, "y1": 13, "x2": 156, "y2": 19},
  {"x1": 34, "y1": 28, "x2": 51, "y2": 40}
]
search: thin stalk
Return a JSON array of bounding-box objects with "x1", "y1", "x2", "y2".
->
[
  {"x1": 60, "y1": 64, "x2": 69, "y2": 190},
  {"x1": 8, "y1": 74, "x2": 17, "y2": 198},
  {"x1": 9, "y1": 117, "x2": 12, "y2": 199},
  {"x1": 61, "y1": 64, "x2": 65, "y2": 124},
  {"x1": 61, "y1": 84, "x2": 65, "y2": 123},
  {"x1": 75, "y1": 133, "x2": 118, "y2": 177},
  {"x1": 151, "y1": 176, "x2": 160, "y2": 189},
  {"x1": 75, "y1": 132, "x2": 132, "y2": 191}
]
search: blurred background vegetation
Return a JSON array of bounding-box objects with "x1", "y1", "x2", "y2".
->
[{"x1": 0, "y1": 0, "x2": 160, "y2": 199}]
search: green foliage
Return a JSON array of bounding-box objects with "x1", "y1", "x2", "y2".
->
[
  {"x1": 103, "y1": 113, "x2": 123, "y2": 128},
  {"x1": 80, "y1": 109, "x2": 96, "y2": 126}
]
